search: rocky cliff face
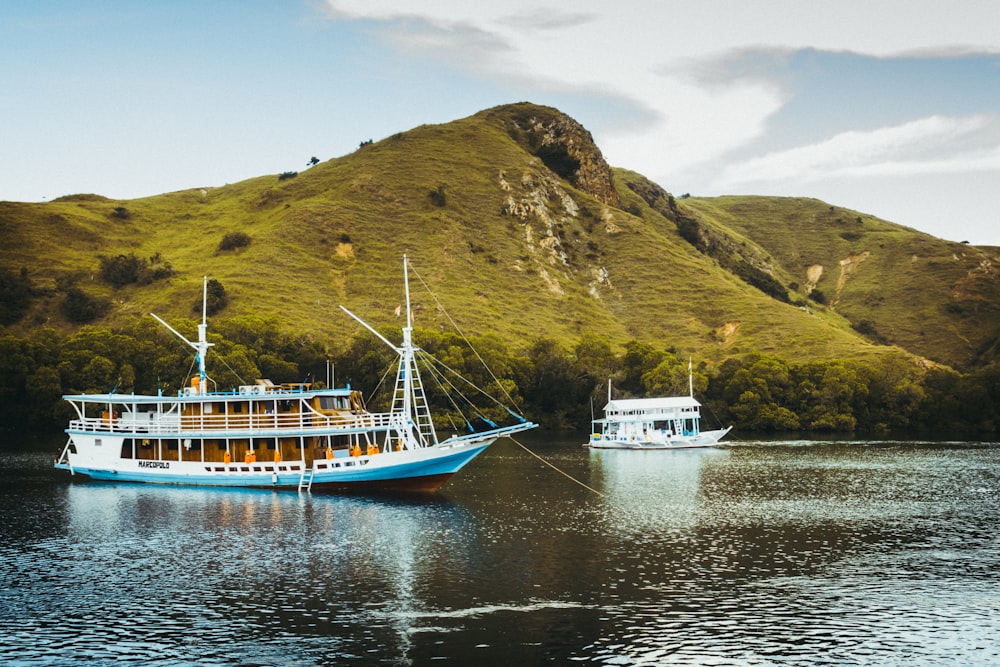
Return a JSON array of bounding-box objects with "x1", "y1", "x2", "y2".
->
[{"x1": 483, "y1": 103, "x2": 622, "y2": 208}]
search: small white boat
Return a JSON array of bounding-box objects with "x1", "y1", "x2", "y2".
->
[
  {"x1": 55, "y1": 256, "x2": 536, "y2": 493},
  {"x1": 587, "y1": 365, "x2": 731, "y2": 450}
]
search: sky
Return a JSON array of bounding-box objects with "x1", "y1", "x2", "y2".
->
[{"x1": 2, "y1": 1, "x2": 999, "y2": 245}]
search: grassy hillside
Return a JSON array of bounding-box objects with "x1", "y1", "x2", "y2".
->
[
  {"x1": 678, "y1": 196, "x2": 1000, "y2": 369},
  {"x1": 1, "y1": 103, "x2": 997, "y2": 371}
]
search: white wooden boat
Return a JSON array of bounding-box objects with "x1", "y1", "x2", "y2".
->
[
  {"x1": 587, "y1": 366, "x2": 731, "y2": 450},
  {"x1": 55, "y1": 257, "x2": 536, "y2": 492}
]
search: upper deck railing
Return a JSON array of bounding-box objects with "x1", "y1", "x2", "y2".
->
[{"x1": 67, "y1": 410, "x2": 404, "y2": 437}]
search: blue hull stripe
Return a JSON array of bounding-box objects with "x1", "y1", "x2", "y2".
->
[{"x1": 57, "y1": 442, "x2": 490, "y2": 489}]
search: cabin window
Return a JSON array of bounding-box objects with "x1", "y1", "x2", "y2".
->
[
  {"x1": 319, "y1": 396, "x2": 335, "y2": 410},
  {"x1": 204, "y1": 403, "x2": 213, "y2": 414},
  {"x1": 232, "y1": 403, "x2": 244, "y2": 414}
]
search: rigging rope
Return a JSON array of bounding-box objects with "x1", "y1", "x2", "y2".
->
[
  {"x1": 409, "y1": 264, "x2": 523, "y2": 412},
  {"x1": 418, "y1": 351, "x2": 504, "y2": 425},
  {"x1": 509, "y1": 437, "x2": 606, "y2": 498},
  {"x1": 419, "y1": 357, "x2": 467, "y2": 432},
  {"x1": 213, "y1": 352, "x2": 246, "y2": 388}
]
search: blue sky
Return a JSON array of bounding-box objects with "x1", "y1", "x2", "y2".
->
[{"x1": 2, "y1": 1, "x2": 999, "y2": 245}]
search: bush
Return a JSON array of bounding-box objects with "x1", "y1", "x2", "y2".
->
[
  {"x1": 61, "y1": 288, "x2": 109, "y2": 323},
  {"x1": 0, "y1": 267, "x2": 33, "y2": 325},
  {"x1": 218, "y1": 231, "x2": 251, "y2": 252},
  {"x1": 99, "y1": 253, "x2": 145, "y2": 287},
  {"x1": 676, "y1": 217, "x2": 701, "y2": 247},
  {"x1": 278, "y1": 171, "x2": 298, "y2": 181},
  {"x1": 98, "y1": 253, "x2": 174, "y2": 287},
  {"x1": 198, "y1": 279, "x2": 228, "y2": 316},
  {"x1": 733, "y1": 261, "x2": 789, "y2": 303},
  {"x1": 429, "y1": 185, "x2": 446, "y2": 207}
]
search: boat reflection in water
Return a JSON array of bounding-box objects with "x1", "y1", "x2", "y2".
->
[
  {"x1": 588, "y1": 445, "x2": 729, "y2": 534},
  {"x1": 58, "y1": 480, "x2": 477, "y2": 663}
]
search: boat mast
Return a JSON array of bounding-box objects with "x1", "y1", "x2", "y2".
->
[
  {"x1": 198, "y1": 277, "x2": 209, "y2": 394},
  {"x1": 339, "y1": 256, "x2": 438, "y2": 447},
  {"x1": 151, "y1": 276, "x2": 213, "y2": 396},
  {"x1": 397, "y1": 254, "x2": 437, "y2": 446},
  {"x1": 688, "y1": 357, "x2": 694, "y2": 398},
  {"x1": 401, "y1": 255, "x2": 413, "y2": 425}
]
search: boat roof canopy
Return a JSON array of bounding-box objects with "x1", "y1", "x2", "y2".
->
[
  {"x1": 62, "y1": 386, "x2": 355, "y2": 404},
  {"x1": 605, "y1": 396, "x2": 701, "y2": 412}
]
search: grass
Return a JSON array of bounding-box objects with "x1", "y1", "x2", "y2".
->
[{"x1": 1, "y1": 104, "x2": 997, "y2": 371}]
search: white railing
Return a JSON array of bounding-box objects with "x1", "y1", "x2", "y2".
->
[{"x1": 68, "y1": 411, "x2": 403, "y2": 435}]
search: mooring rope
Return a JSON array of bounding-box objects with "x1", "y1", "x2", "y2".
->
[{"x1": 509, "y1": 437, "x2": 606, "y2": 498}]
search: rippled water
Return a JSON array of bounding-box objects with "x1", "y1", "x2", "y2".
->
[{"x1": 1, "y1": 435, "x2": 998, "y2": 665}]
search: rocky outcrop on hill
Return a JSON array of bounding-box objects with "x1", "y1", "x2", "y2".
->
[{"x1": 483, "y1": 103, "x2": 621, "y2": 208}]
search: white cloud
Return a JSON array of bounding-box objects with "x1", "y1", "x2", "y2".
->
[{"x1": 715, "y1": 115, "x2": 999, "y2": 186}]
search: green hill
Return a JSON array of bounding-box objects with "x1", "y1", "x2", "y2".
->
[{"x1": 1, "y1": 102, "x2": 998, "y2": 372}]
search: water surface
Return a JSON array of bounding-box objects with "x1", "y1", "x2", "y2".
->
[{"x1": 1, "y1": 435, "x2": 998, "y2": 665}]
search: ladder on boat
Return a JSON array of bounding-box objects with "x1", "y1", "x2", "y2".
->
[
  {"x1": 391, "y1": 357, "x2": 437, "y2": 446},
  {"x1": 298, "y1": 465, "x2": 314, "y2": 493}
]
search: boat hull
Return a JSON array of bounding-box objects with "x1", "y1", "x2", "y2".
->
[
  {"x1": 55, "y1": 435, "x2": 503, "y2": 494},
  {"x1": 586, "y1": 427, "x2": 732, "y2": 450}
]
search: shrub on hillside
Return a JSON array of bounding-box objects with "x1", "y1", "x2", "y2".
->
[
  {"x1": 429, "y1": 185, "x2": 446, "y2": 207},
  {"x1": 61, "y1": 288, "x2": 109, "y2": 323},
  {"x1": 197, "y1": 279, "x2": 228, "y2": 316},
  {"x1": 99, "y1": 253, "x2": 145, "y2": 287},
  {"x1": 676, "y1": 217, "x2": 702, "y2": 247},
  {"x1": 98, "y1": 253, "x2": 174, "y2": 287},
  {"x1": 733, "y1": 261, "x2": 789, "y2": 303},
  {"x1": 218, "y1": 232, "x2": 251, "y2": 252},
  {"x1": 0, "y1": 267, "x2": 33, "y2": 325}
]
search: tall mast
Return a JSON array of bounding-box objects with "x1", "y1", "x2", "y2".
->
[
  {"x1": 688, "y1": 357, "x2": 694, "y2": 398},
  {"x1": 401, "y1": 254, "x2": 413, "y2": 422},
  {"x1": 150, "y1": 276, "x2": 213, "y2": 396},
  {"x1": 198, "y1": 276, "x2": 209, "y2": 394},
  {"x1": 338, "y1": 256, "x2": 437, "y2": 447}
]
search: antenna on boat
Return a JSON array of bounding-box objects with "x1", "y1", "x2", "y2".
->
[
  {"x1": 151, "y1": 276, "x2": 214, "y2": 396},
  {"x1": 688, "y1": 357, "x2": 694, "y2": 398}
]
